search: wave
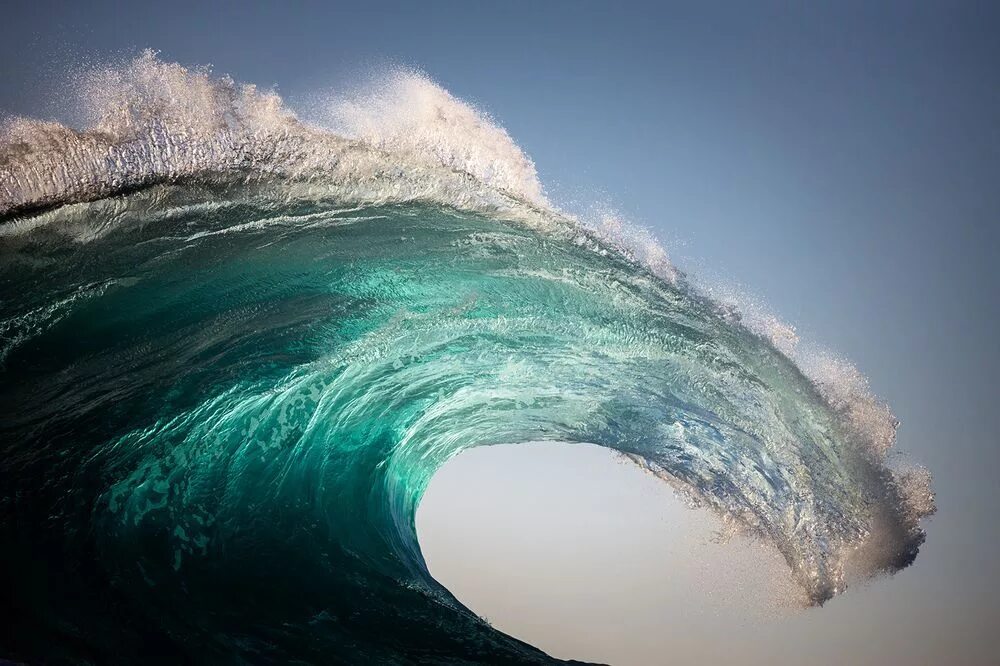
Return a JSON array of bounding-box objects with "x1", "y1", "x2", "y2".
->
[{"x1": 0, "y1": 52, "x2": 933, "y2": 664}]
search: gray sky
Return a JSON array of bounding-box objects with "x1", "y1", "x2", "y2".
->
[
  {"x1": 3, "y1": 2, "x2": 998, "y2": 663},
  {"x1": 418, "y1": 442, "x2": 969, "y2": 665}
]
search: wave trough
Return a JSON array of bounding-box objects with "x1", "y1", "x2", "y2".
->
[{"x1": 0, "y1": 52, "x2": 933, "y2": 664}]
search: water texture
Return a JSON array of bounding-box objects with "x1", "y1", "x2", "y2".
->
[{"x1": 0, "y1": 53, "x2": 933, "y2": 664}]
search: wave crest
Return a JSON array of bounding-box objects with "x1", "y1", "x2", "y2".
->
[{"x1": 1, "y1": 51, "x2": 544, "y2": 221}]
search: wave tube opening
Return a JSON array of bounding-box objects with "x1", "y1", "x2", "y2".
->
[{"x1": 417, "y1": 441, "x2": 802, "y2": 665}]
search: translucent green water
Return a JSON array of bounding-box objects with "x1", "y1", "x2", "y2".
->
[{"x1": 0, "y1": 188, "x2": 928, "y2": 663}]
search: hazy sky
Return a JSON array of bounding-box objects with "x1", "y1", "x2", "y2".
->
[
  {"x1": 2, "y1": 2, "x2": 998, "y2": 664},
  {"x1": 418, "y1": 442, "x2": 945, "y2": 665}
]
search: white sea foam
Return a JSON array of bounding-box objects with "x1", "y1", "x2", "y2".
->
[
  {"x1": 316, "y1": 69, "x2": 548, "y2": 208},
  {"x1": 0, "y1": 51, "x2": 546, "y2": 222}
]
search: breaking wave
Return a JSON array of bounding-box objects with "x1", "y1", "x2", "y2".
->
[{"x1": 0, "y1": 52, "x2": 933, "y2": 664}]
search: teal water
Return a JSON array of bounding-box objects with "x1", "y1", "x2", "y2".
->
[{"x1": 0, "y1": 54, "x2": 932, "y2": 664}]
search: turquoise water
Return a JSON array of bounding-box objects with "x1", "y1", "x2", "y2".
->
[{"x1": 0, "y1": 54, "x2": 932, "y2": 664}]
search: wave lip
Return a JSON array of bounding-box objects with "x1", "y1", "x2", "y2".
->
[
  {"x1": 0, "y1": 53, "x2": 933, "y2": 664},
  {"x1": 0, "y1": 50, "x2": 548, "y2": 223}
]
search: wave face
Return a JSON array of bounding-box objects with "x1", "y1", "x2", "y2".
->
[{"x1": 0, "y1": 53, "x2": 933, "y2": 664}]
